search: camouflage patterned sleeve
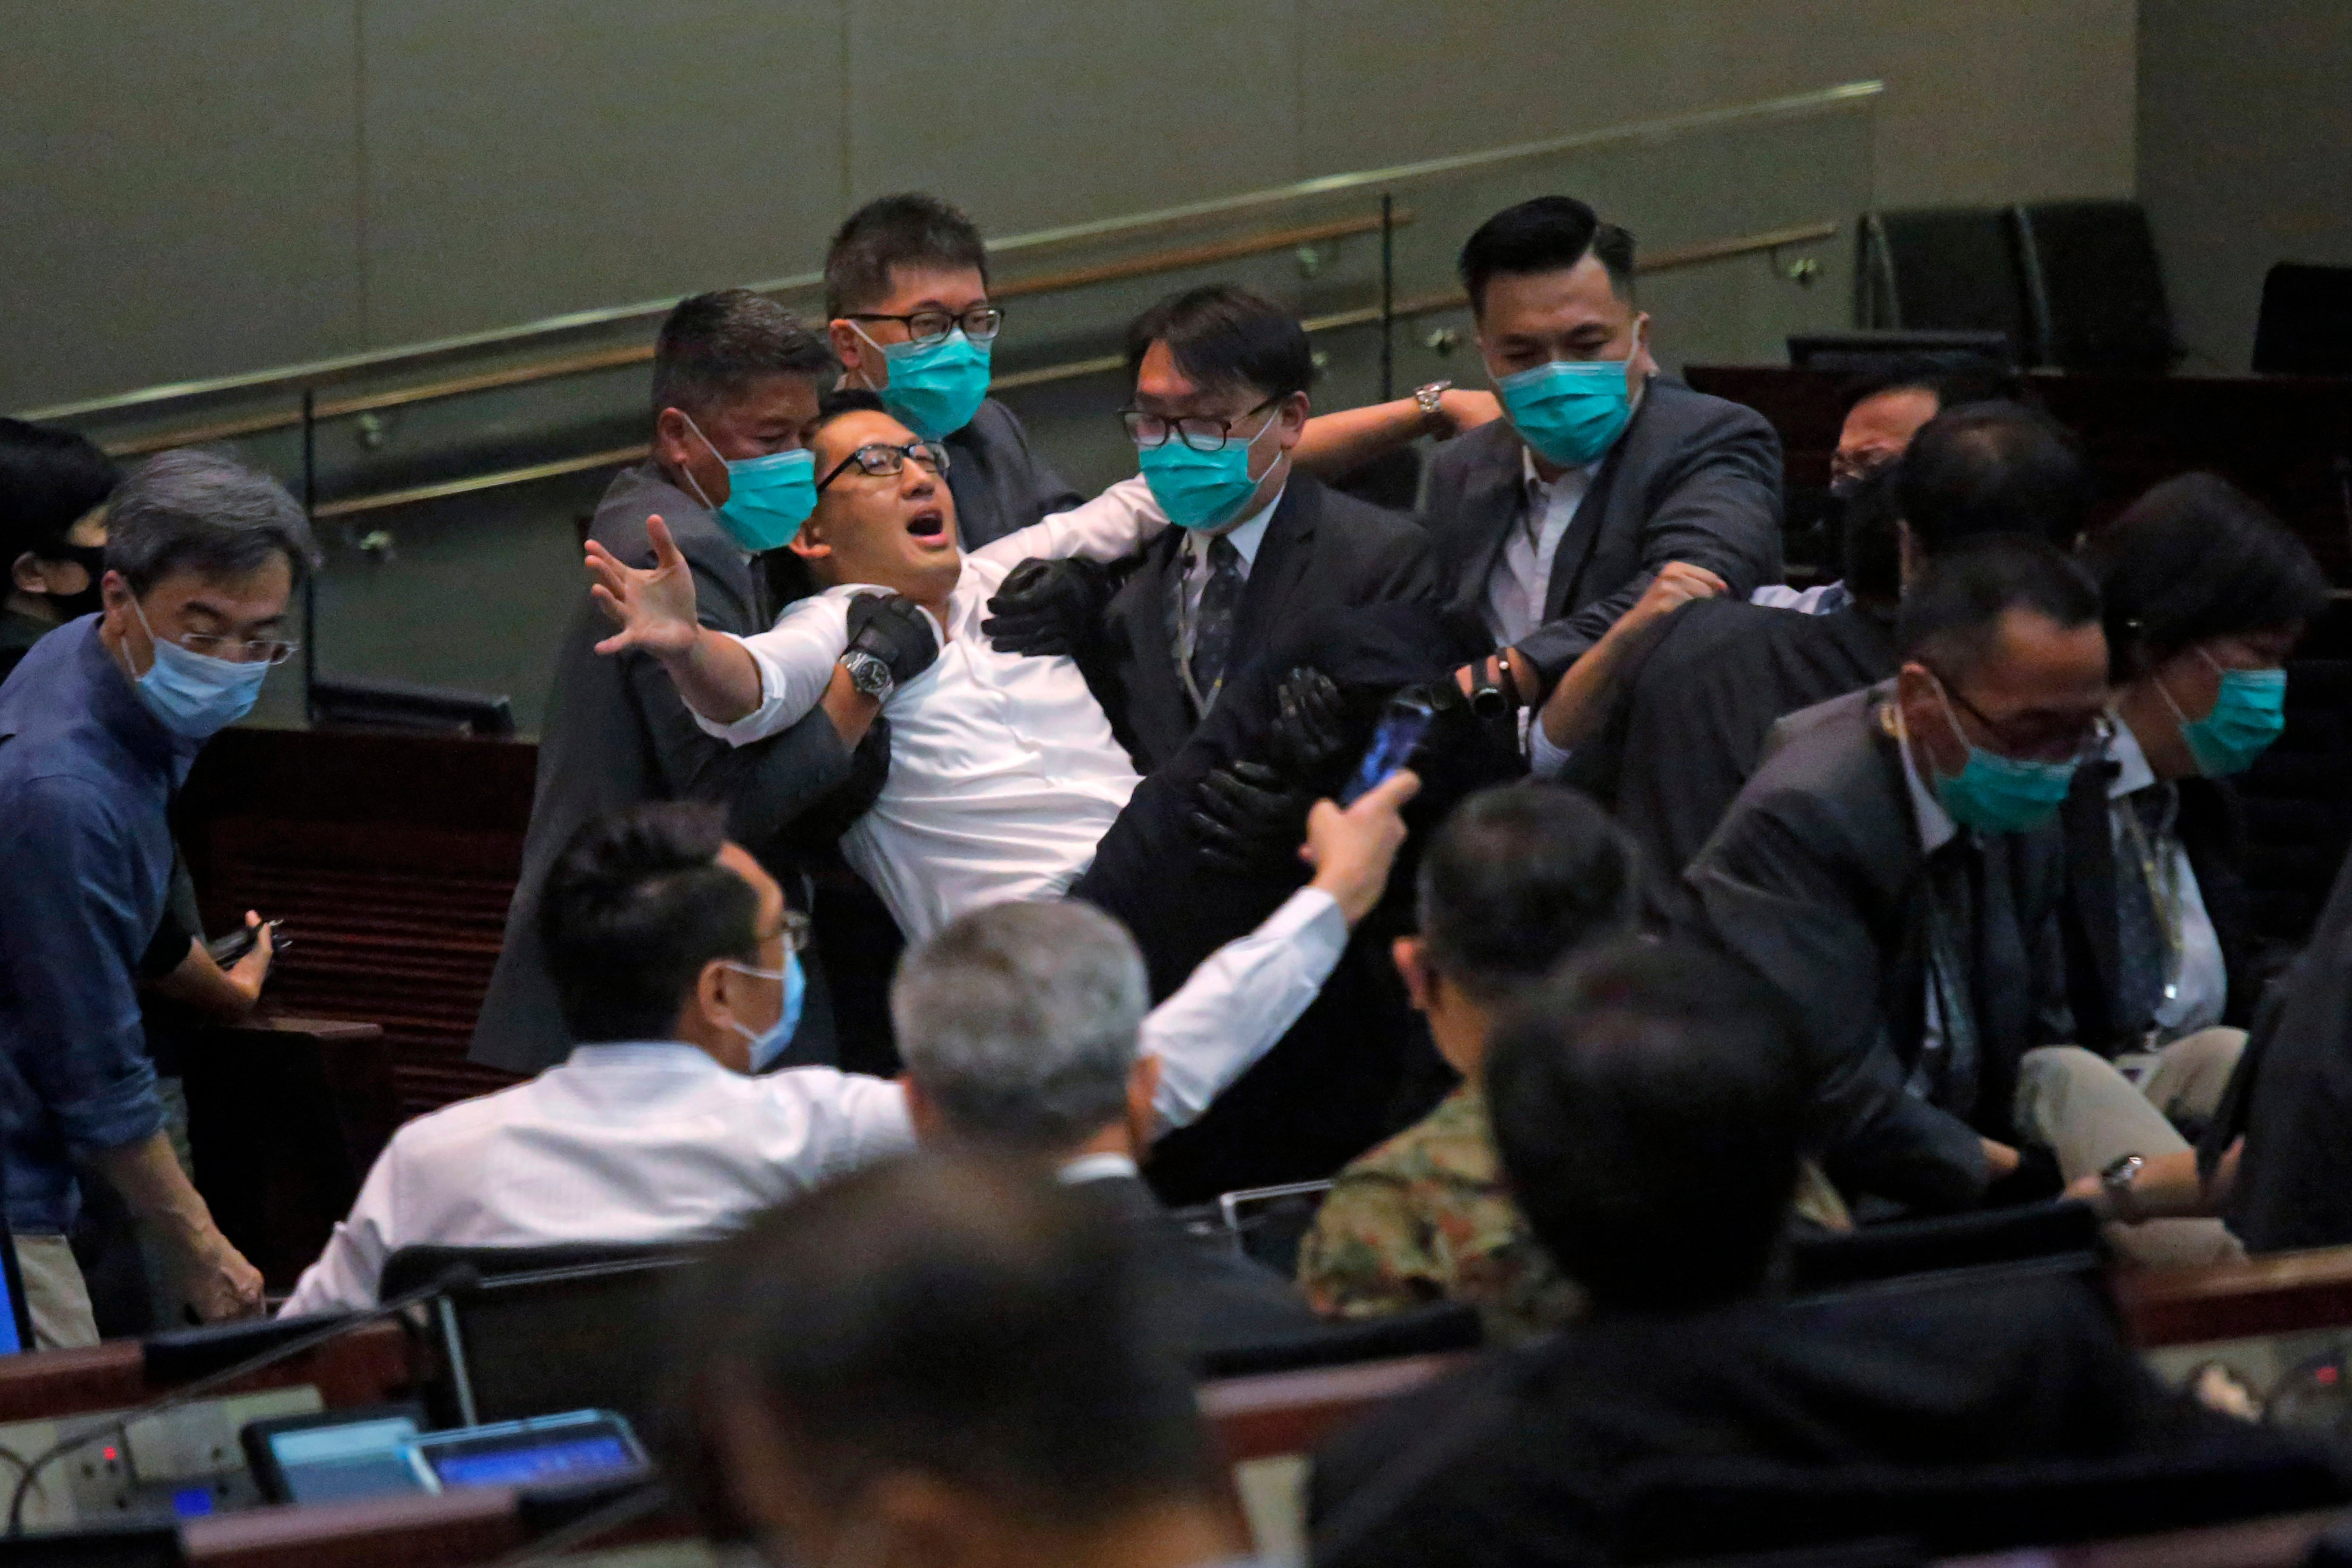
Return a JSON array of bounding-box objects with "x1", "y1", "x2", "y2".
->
[{"x1": 1295, "y1": 1169, "x2": 1447, "y2": 1320}]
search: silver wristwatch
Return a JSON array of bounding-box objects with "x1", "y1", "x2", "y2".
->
[
  {"x1": 1414, "y1": 379, "x2": 1453, "y2": 423},
  {"x1": 2099, "y1": 1152, "x2": 2145, "y2": 1222},
  {"x1": 840, "y1": 649, "x2": 895, "y2": 701}
]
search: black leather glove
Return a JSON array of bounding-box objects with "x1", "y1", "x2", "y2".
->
[
  {"x1": 1267, "y1": 666, "x2": 1353, "y2": 784},
  {"x1": 1192, "y1": 760, "x2": 1313, "y2": 877},
  {"x1": 981, "y1": 557, "x2": 1112, "y2": 657},
  {"x1": 844, "y1": 593, "x2": 940, "y2": 687}
]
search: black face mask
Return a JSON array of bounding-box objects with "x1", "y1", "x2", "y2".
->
[{"x1": 27, "y1": 543, "x2": 105, "y2": 621}]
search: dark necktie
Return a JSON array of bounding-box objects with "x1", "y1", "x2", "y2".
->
[
  {"x1": 1921, "y1": 837, "x2": 1983, "y2": 1115},
  {"x1": 1187, "y1": 534, "x2": 1245, "y2": 709},
  {"x1": 2112, "y1": 784, "x2": 2177, "y2": 1040}
]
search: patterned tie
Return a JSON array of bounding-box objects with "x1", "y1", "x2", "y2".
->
[
  {"x1": 2112, "y1": 784, "x2": 2177, "y2": 1041},
  {"x1": 1920, "y1": 838, "x2": 1982, "y2": 1114},
  {"x1": 1187, "y1": 533, "x2": 1245, "y2": 709}
]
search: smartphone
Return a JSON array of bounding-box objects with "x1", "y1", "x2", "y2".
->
[
  {"x1": 1339, "y1": 693, "x2": 1435, "y2": 805},
  {"x1": 206, "y1": 919, "x2": 283, "y2": 968}
]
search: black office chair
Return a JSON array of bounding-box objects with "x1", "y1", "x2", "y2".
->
[
  {"x1": 1198, "y1": 1300, "x2": 1482, "y2": 1380},
  {"x1": 1787, "y1": 1199, "x2": 2101, "y2": 1297},
  {"x1": 1857, "y1": 208, "x2": 2034, "y2": 360},
  {"x1": 2255, "y1": 262, "x2": 2352, "y2": 376},
  {"x1": 2012, "y1": 199, "x2": 2182, "y2": 373},
  {"x1": 381, "y1": 1243, "x2": 701, "y2": 1432}
]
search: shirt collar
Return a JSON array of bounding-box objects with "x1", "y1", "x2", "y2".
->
[
  {"x1": 73, "y1": 618, "x2": 187, "y2": 771},
  {"x1": 1057, "y1": 1151, "x2": 1141, "y2": 1186},
  {"x1": 1892, "y1": 703, "x2": 1960, "y2": 854},
  {"x1": 2106, "y1": 715, "x2": 2158, "y2": 797},
  {"x1": 564, "y1": 1039, "x2": 733, "y2": 1074},
  {"x1": 1189, "y1": 483, "x2": 1283, "y2": 571}
]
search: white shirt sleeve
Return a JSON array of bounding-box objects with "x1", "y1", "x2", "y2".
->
[
  {"x1": 279, "y1": 1134, "x2": 404, "y2": 1315},
  {"x1": 974, "y1": 476, "x2": 1168, "y2": 570},
  {"x1": 1142, "y1": 886, "x2": 1351, "y2": 1131},
  {"x1": 1526, "y1": 714, "x2": 1574, "y2": 780},
  {"x1": 692, "y1": 593, "x2": 858, "y2": 747},
  {"x1": 777, "y1": 1068, "x2": 920, "y2": 1178}
]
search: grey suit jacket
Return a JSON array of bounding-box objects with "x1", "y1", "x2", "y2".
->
[
  {"x1": 468, "y1": 465, "x2": 867, "y2": 1075},
  {"x1": 1422, "y1": 378, "x2": 1784, "y2": 686},
  {"x1": 944, "y1": 398, "x2": 1085, "y2": 551},
  {"x1": 1093, "y1": 472, "x2": 1438, "y2": 773},
  {"x1": 1678, "y1": 684, "x2": 2071, "y2": 1212}
]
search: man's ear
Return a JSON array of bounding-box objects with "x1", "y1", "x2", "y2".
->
[
  {"x1": 1126, "y1": 1053, "x2": 1162, "y2": 1142},
  {"x1": 11, "y1": 551, "x2": 43, "y2": 595},
  {"x1": 1275, "y1": 390, "x2": 1311, "y2": 449},
  {"x1": 787, "y1": 516, "x2": 833, "y2": 562},
  {"x1": 827, "y1": 320, "x2": 874, "y2": 387},
  {"x1": 1393, "y1": 937, "x2": 1436, "y2": 1014}
]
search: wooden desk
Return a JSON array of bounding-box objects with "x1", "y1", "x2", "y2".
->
[
  {"x1": 1198, "y1": 1351, "x2": 1467, "y2": 1464},
  {"x1": 0, "y1": 1320, "x2": 415, "y2": 1425},
  {"x1": 1683, "y1": 365, "x2": 2352, "y2": 586},
  {"x1": 2115, "y1": 1244, "x2": 2352, "y2": 1350}
]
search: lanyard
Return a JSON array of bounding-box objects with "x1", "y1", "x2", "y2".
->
[
  {"x1": 1175, "y1": 539, "x2": 1228, "y2": 715},
  {"x1": 2118, "y1": 786, "x2": 2185, "y2": 1005}
]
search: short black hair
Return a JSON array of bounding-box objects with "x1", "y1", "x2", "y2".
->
[
  {"x1": 824, "y1": 193, "x2": 990, "y2": 320},
  {"x1": 1841, "y1": 352, "x2": 2018, "y2": 417},
  {"x1": 1841, "y1": 461, "x2": 1907, "y2": 603},
  {"x1": 1123, "y1": 285, "x2": 1312, "y2": 402},
  {"x1": 813, "y1": 386, "x2": 888, "y2": 431},
  {"x1": 1416, "y1": 784, "x2": 1641, "y2": 1005},
  {"x1": 1898, "y1": 533, "x2": 2102, "y2": 680},
  {"x1": 1457, "y1": 196, "x2": 1636, "y2": 318},
  {"x1": 2082, "y1": 472, "x2": 2331, "y2": 682},
  {"x1": 1898, "y1": 400, "x2": 2092, "y2": 556},
  {"x1": 0, "y1": 418, "x2": 119, "y2": 559},
  {"x1": 651, "y1": 289, "x2": 832, "y2": 423},
  {"x1": 1485, "y1": 939, "x2": 1805, "y2": 1312},
  {"x1": 538, "y1": 801, "x2": 761, "y2": 1044},
  {"x1": 106, "y1": 449, "x2": 319, "y2": 597},
  {"x1": 661, "y1": 1152, "x2": 1215, "y2": 1538}
]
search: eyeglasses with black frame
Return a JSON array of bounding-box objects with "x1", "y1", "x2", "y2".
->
[
  {"x1": 1119, "y1": 394, "x2": 1284, "y2": 453},
  {"x1": 816, "y1": 440, "x2": 952, "y2": 492},
  {"x1": 846, "y1": 306, "x2": 1004, "y2": 348},
  {"x1": 763, "y1": 910, "x2": 813, "y2": 956},
  {"x1": 1931, "y1": 668, "x2": 2113, "y2": 764}
]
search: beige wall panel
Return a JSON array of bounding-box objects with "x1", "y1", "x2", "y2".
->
[
  {"x1": 843, "y1": 0, "x2": 1303, "y2": 238},
  {"x1": 0, "y1": 0, "x2": 362, "y2": 409},
  {"x1": 358, "y1": 0, "x2": 850, "y2": 344}
]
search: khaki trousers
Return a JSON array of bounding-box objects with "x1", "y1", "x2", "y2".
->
[
  {"x1": 2012, "y1": 1027, "x2": 2247, "y2": 1269},
  {"x1": 13, "y1": 1234, "x2": 100, "y2": 1350}
]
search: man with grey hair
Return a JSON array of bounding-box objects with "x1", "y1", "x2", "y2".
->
[
  {"x1": 0, "y1": 449, "x2": 308, "y2": 1343},
  {"x1": 892, "y1": 862, "x2": 1407, "y2": 1364}
]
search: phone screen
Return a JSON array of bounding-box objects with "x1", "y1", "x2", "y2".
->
[{"x1": 1340, "y1": 696, "x2": 1435, "y2": 805}]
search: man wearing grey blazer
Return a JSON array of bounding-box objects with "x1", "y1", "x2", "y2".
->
[
  {"x1": 1422, "y1": 198, "x2": 1784, "y2": 716},
  {"x1": 470, "y1": 292, "x2": 888, "y2": 1077},
  {"x1": 1680, "y1": 538, "x2": 2111, "y2": 1214}
]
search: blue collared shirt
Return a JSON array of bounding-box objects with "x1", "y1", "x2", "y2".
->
[{"x1": 0, "y1": 617, "x2": 198, "y2": 1232}]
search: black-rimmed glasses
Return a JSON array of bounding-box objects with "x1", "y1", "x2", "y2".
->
[
  {"x1": 1931, "y1": 669, "x2": 2112, "y2": 763},
  {"x1": 1119, "y1": 395, "x2": 1281, "y2": 453},
  {"x1": 847, "y1": 306, "x2": 1004, "y2": 348},
  {"x1": 816, "y1": 440, "x2": 951, "y2": 492}
]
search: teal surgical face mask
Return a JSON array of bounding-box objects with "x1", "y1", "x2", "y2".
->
[
  {"x1": 2161, "y1": 650, "x2": 2288, "y2": 778},
  {"x1": 125, "y1": 596, "x2": 270, "y2": 740},
  {"x1": 678, "y1": 414, "x2": 817, "y2": 552},
  {"x1": 1926, "y1": 680, "x2": 2078, "y2": 835},
  {"x1": 1135, "y1": 400, "x2": 1287, "y2": 531},
  {"x1": 722, "y1": 951, "x2": 805, "y2": 1074},
  {"x1": 853, "y1": 323, "x2": 991, "y2": 443},
  {"x1": 1494, "y1": 351, "x2": 1635, "y2": 468}
]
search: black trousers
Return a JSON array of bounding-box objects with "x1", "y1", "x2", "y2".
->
[{"x1": 1073, "y1": 602, "x2": 1516, "y2": 1204}]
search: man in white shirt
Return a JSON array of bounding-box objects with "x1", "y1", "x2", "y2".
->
[{"x1": 282, "y1": 777, "x2": 1415, "y2": 1313}]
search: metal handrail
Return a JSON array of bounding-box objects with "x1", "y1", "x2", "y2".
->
[
  {"x1": 17, "y1": 80, "x2": 1882, "y2": 426},
  {"x1": 307, "y1": 218, "x2": 1843, "y2": 520}
]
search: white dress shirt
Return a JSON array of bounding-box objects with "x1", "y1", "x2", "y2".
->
[
  {"x1": 1484, "y1": 449, "x2": 1593, "y2": 649},
  {"x1": 706, "y1": 478, "x2": 1168, "y2": 943},
  {"x1": 2106, "y1": 719, "x2": 2227, "y2": 1038},
  {"x1": 1178, "y1": 486, "x2": 1281, "y2": 633},
  {"x1": 278, "y1": 1044, "x2": 913, "y2": 1315}
]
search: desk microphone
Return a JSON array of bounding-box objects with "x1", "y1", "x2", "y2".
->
[{"x1": 3, "y1": 1263, "x2": 481, "y2": 1535}]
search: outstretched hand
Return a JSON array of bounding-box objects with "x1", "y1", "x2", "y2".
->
[
  {"x1": 586, "y1": 515, "x2": 702, "y2": 660},
  {"x1": 1301, "y1": 768, "x2": 1421, "y2": 927}
]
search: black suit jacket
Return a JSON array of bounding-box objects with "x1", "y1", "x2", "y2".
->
[
  {"x1": 1068, "y1": 1170, "x2": 1322, "y2": 1368},
  {"x1": 1093, "y1": 472, "x2": 1436, "y2": 773},
  {"x1": 2057, "y1": 767, "x2": 2268, "y2": 1054},
  {"x1": 1421, "y1": 379, "x2": 1784, "y2": 687},
  {"x1": 1569, "y1": 598, "x2": 1899, "y2": 901},
  {"x1": 1308, "y1": 1272, "x2": 2320, "y2": 1568},
  {"x1": 943, "y1": 398, "x2": 1086, "y2": 551},
  {"x1": 468, "y1": 465, "x2": 884, "y2": 1075},
  {"x1": 1679, "y1": 685, "x2": 2072, "y2": 1211}
]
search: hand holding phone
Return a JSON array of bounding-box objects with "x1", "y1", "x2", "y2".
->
[{"x1": 1339, "y1": 693, "x2": 1435, "y2": 805}]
